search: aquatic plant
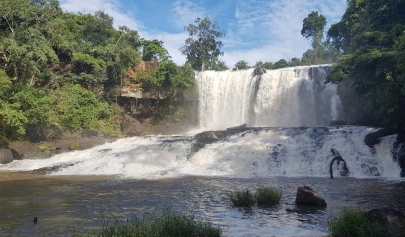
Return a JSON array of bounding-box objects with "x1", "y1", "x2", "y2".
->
[
  {"x1": 255, "y1": 187, "x2": 282, "y2": 206},
  {"x1": 73, "y1": 208, "x2": 222, "y2": 237},
  {"x1": 228, "y1": 189, "x2": 255, "y2": 208},
  {"x1": 328, "y1": 209, "x2": 385, "y2": 237}
]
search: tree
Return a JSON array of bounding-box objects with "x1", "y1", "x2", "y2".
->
[
  {"x1": 141, "y1": 39, "x2": 171, "y2": 62},
  {"x1": 301, "y1": 11, "x2": 326, "y2": 64},
  {"x1": 326, "y1": 0, "x2": 405, "y2": 127},
  {"x1": 262, "y1": 62, "x2": 274, "y2": 70},
  {"x1": 234, "y1": 60, "x2": 250, "y2": 70},
  {"x1": 289, "y1": 57, "x2": 301, "y2": 67},
  {"x1": 273, "y1": 59, "x2": 289, "y2": 69},
  {"x1": 180, "y1": 16, "x2": 225, "y2": 71},
  {"x1": 211, "y1": 59, "x2": 229, "y2": 71}
]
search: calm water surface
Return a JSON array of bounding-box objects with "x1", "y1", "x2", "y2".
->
[{"x1": 0, "y1": 172, "x2": 404, "y2": 237}]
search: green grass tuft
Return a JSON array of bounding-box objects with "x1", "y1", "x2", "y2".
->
[
  {"x1": 73, "y1": 208, "x2": 222, "y2": 237},
  {"x1": 228, "y1": 189, "x2": 256, "y2": 208},
  {"x1": 255, "y1": 187, "x2": 282, "y2": 206},
  {"x1": 328, "y1": 209, "x2": 385, "y2": 237}
]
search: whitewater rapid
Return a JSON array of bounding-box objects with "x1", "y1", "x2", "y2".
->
[{"x1": 0, "y1": 126, "x2": 401, "y2": 179}]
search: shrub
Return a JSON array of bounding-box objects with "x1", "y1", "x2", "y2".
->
[
  {"x1": 228, "y1": 189, "x2": 255, "y2": 208},
  {"x1": 328, "y1": 209, "x2": 385, "y2": 237},
  {"x1": 73, "y1": 208, "x2": 222, "y2": 237},
  {"x1": 255, "y1": 187, "x2": 282, "y2": 206},
  {"x1": 38, "y1": 143, "x2": 51, "y2": 152}
]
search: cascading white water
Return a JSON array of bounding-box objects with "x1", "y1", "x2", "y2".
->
[
  {"x1": 196, "y1": 65, "x2": 341, "y2": 130},
  {"x1": 0, "y1": 127, "x2": 402, "y2": 179}
]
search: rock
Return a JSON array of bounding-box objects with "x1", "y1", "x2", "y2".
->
[
  {"x1": 329, "y1": 120, "x2": 347, "y2": 126},
  {"x1": 364, "y1": 128, "x2": 405, "y2": 148},
  {"x1": 0, "y1": 148, "x2": 14, "y2": 164},
  {"x1": 121, "y1": 114, "x2": 143, "y2": 136},
  {"x1": 253, "y1": 67, "x2": 267, "y2": 76},
  {"x1": 295, "y1": 186, "x2": 327, "y2": 207},
  {"x1": 227, "y1": 123, "x2": 247, "y2": 130},
  {"x1": 366, "y1": 208, "x2": 405, "y2": 237}
]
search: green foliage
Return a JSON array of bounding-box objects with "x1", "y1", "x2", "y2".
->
[
  {"x1": 228, "y1": 189, "x2": 256, "y2": 208},
  {"x1": 234, "y1": 60, "x2": 250, "y2": 70},
  {"x1": 328, "y1": 210, "x2": 385, "y2": 237},
  {"x1": 141, "y1": 39, "x2": 171, "y2": 62},
  {"x1": 326, "y1": 0, "x2": 405, "y2": 127},
  {"x1": 301, "y1": 11, "x2": 327, "y2": 65},
  {"x1": 273, "y1": 59, "x2": 289, "y2": 69},
  {"x1": 51, "y1": 84, "x2": 111, "y2": 130},
  {"x1": 180, "y1": 16, "x2": 225, "y2": 71},
  {"x1": 255, "y1": 187, "x2": 282, "y2": 206},
  {"x1": 73, "y1": 208, "x2": 222, "y2": 237},
  {"x1": 38, "y1": 143, "x2": 51, "y2": 152}
]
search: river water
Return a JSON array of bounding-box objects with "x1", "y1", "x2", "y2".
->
[
  {"x1": 1, "y1": 126, "x2": 404, "y2": 237},
  {"x1": 0, "y1": 173, "x2": 404, "y2": 237}
]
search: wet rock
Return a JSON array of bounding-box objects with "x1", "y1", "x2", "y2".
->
[
  {"x1": 366, "y1": 208, "x2": 405, "y2": 237},
  {"x1": 329, "y1": 120, "x2": 347, "y2": 126},
  {"x1": 121, "y1": 114, "x2": 143, "y2": 136},
  {"x1": 253, "y1": 67, "x2": 267, "y2": 76},
  {"x1": 364, "y1": 128, "x2": 405, "y2": 148},
  {"x1": 295, "y1": 186, "x2": 327, "y2": 207},
  {"x1": 0, "y1": 148, "x2": 14, "y2": 164}
]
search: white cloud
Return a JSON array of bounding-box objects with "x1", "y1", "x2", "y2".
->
[
  {"x1": 60, "y1": 0, "x2": 141, "y2": 30},
  {"x1": 222, "y1": 0, "x2": 347, "y2": 67},
  {"x1": 171, "y1": 0, "x2": 206, "y2": 29}
]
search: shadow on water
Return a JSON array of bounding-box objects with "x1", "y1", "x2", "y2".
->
[{"x1": 0, "y1": 172, "x2": 404, "y2": 237}]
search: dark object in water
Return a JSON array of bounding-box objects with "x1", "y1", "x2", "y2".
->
[
  {"x1": 329, "y1": 148, "x2": 350, "y2": 179},
  {"x1": 33, "y1": 216, "x2": 37, "y2": 223}
]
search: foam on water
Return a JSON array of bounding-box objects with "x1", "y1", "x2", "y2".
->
[{"x1": 0, "y1": 126, "x2": 402, "y2": 179}]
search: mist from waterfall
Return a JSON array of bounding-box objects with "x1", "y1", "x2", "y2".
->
[{"x1": 196, "y1": 65, "x2": 341, "y2": 130}]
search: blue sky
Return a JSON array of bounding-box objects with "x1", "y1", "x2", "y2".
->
[{"x1": 60, "y1": 0, "x2": 347, "y2": 67}]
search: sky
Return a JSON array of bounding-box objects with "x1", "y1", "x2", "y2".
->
[{"x1": 60, "y1": 0, "x2": 347, "y2": 68}]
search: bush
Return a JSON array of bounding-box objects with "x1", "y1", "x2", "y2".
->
[
  {"x1": 51, "y1": 84, "x2": 111, "y2": 131},
  {"x1": 328, "y1": 209, "x2": 385, "y2": 237},
  {"x1": 73, "y1": 208, "x2": 222, "y2": 237},
  {"x1": 228, "y1": 189, "x2": 255, "y2": 208},
  {"x1": 255, "y1": 187, "x2": 282, "y2": 206}
]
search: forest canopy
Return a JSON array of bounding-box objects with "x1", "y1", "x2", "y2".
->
[{"x1": 0, "y1": 0, "x2": 195, "y2": 142}]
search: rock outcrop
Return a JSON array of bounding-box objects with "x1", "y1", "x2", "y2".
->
[
  {"x1": 253, "y1": 67, "x2": 266, "y2": 76},
  {"x1": 295, "y1": 186, "x2": 327, "y2": 207},
  {"x1": 121, "y1": 114, "x2": 143, "y2": 136},
  {"x1": 364, "y1": 128, "x2": 405, "y2": 147},
  {"x1": 366, "y1": 208, "x2": 405, "y2": 237},
  {"x1": 0, "y1": 148, "x2": 14, "y2": 164}
]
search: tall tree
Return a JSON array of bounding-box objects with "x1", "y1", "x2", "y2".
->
[
  {"x1": 141, "y1": 39, "x2": 170, "y2": 62},
  {"x1": 180, "y1": 16, "x2": 225, "y2": 71},
  {"x1": 301, "y1": 11, "x2": 326, "y2": 64}
]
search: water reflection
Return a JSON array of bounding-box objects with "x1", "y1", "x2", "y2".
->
[{"x1": 0, "y1": 172, "x2": 404, "y2": 237}]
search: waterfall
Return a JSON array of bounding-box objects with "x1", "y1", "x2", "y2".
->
[{"x1": 196, "y1": 65, "x2": 341, "y2": 130}]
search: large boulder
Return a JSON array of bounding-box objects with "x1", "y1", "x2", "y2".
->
[
  {"x1": 295, "y1": 186, "x2": 327, "y2": 207},
  {"x1": 364, "y1": 128, "x2": 405, "y2": 148},
  {"x1": 121, "y1": 114, "x2": 143, "y2": 136},
  {"x1": 0, "y1": 148, "x2": 14, "y2": 164},
  {"x1": 366, "y1": 208, "x2": 405, "y2": 237}
]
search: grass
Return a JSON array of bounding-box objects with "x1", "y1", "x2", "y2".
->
[
  {"x1": 228, "y1": 187, "x2": 282, "y2": 209},
  {"x1": 255, "y1": 187, "x2": 282, "y2": 206},
  {"x1": 73, "y1": 208, "x2": 222, "y2": 237},
  {"x1": 228, "y1": 189, "x2": 256, "y2": 208},
  {"x1": 328, "y1": 209, "x2": 386, "y2": 237}
]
